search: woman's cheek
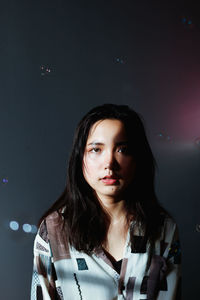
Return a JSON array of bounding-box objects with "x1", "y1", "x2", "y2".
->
[
  {"x1": 122, "y1": 159, "x2": 136, "y2": 177},
  {"x1": 83, "y1": 157, "x2": 97, "y2": 177}
]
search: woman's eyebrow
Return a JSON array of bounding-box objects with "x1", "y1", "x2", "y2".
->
[
  {"x1": 87, "y1": 141, "x2": 128, "y2": 146},
  {"x1": 87, "y1": 142, "x2": 104, "y2": 146}
]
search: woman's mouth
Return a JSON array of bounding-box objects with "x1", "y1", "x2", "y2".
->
[{"x1": 101, "y1": 176, "x2": 119, "y2": 185}]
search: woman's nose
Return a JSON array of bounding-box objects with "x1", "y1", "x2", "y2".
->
[{"x1": 104, "y1": 151, "x2": 117, "y2": 170}]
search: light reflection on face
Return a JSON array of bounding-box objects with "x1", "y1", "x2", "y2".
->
[{"x1": 82, "y1": 119, "x2": 136, "y2": 202}]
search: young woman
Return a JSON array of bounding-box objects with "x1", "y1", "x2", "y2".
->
[{"x1": 31, "y1": 104, "x2": 181, "y2": 300}]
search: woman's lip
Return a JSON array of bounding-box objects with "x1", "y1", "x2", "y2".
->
[
  {"x1": 102, "y1": 176, "x2": 119, "y2": 179},
  {"x1": 101, "y1": 178, "x2": 119, "y2": 184}
]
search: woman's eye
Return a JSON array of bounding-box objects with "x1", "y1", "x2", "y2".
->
[
  {"x1": 118, "y1": 147, "x2": 128, "y2": 153},
  {"x1": 90, "y1": 147, "x2": 101, "y2": 153}
]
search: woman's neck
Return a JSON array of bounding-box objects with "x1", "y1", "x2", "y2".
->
[{"x1": 97, "y1": 195, "x2": 126, "y2": 223}]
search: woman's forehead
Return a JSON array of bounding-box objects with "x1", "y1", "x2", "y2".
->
[{"x1": 87, "y1": 119, "x2": 127, "y2": 142}]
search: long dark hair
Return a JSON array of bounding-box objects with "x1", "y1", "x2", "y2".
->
[{"x1": 41, "y1": 104, "x2": 169, "y2": 253}]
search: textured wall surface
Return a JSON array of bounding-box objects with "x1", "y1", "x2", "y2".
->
[{"x1": 0, "y1": 0, "x2": 200, "y2": 299}]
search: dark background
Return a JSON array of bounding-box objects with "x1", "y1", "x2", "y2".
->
[{"x1": 0, "y1": 0, "x2": 200, "y2": 299}]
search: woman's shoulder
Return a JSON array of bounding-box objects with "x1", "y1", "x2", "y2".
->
[
  {"x1": 163, "y1": 214, "x2": 177, "y2": 228},
  {"x1": 45, "y1": 209, "x2": 65, "y2": 234},
  {"x1": 34, "y1": 209, "x2": 65, "y2": 253},
  {"x1": 34, "y1": 219, "x2": 50, "y2": 255},
  {"x1": 41, "y1": 209, "x2": 65, "y2": 232},
  {"x1": 161, "y1": 214, "x2": 179, "y2": 242},
  {"x1": 37, "y1": 218, "x2": 49, "y2": 243}
]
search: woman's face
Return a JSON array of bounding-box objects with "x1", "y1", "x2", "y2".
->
[{"x1": 82, "y1": 119, "x2": 136, "y2": 202}]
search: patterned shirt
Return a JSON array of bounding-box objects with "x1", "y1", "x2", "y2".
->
[{"x1": 31, "y1": 211, "x2": 181, "y2": 300}]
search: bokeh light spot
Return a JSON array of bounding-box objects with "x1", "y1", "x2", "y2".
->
[
  {"x1": 196, "y1": 224, "x2": 200, "y2": 232},
  {"x1": 31, "y1": 225, "x2": 37, "y2": 234},
  {"x1": 194, "y1": 137, "x2": 200, "y2": 148},
  {"x1": 23, "y1": 223, "x2": 32, "y2": 233},
  {"x1": 115, "y1": 57, "x2": 125, "y2": 64},
  {"x1": 9, "y1": 221, "x2": 19, "y2": 231},
  {"x1": 2, "y1": 177, "x2": 8, "y2": 184},
  {"x1": 156, "y1": 132, "x2": 173, "y2": 143},
  {"x1": 40, "y1": 65, "x2": 52, "y2": 76}
]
